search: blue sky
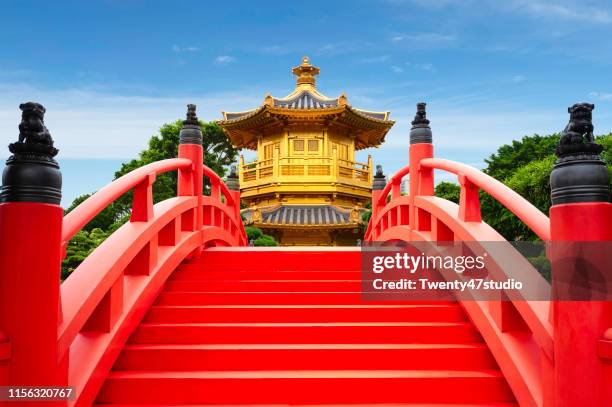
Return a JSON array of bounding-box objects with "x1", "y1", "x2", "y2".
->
[{"x1": 1, "y1": 0, "x2": 612, "y2": 203}]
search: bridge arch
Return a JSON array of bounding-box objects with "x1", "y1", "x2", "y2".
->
[
  {"x1": 0, "y1": 101, "x2": 610, "y2": 407},
  {"x1": 364, "y1": 103, "x2": 612, "y2": 407}
]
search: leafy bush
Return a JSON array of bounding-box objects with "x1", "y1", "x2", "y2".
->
[
  {"x1": 254, "y1": 234, "x2": 278, "y2": 246},
  {"x1": 245, "y1": 226, "x2": 263, "y2": 241},
  {"x1": 61, "y1": 119, "x2": 237, "y2": 280},
  {"x1": 361, "y1": 210, "x2": 371, "y2": 223},
  {"x1": 435, "y1": 181, "x2": 460, "y2": 203}
]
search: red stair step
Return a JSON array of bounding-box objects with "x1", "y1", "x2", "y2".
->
[
  {"x1": 164, "y1": 279, "x2": 363, "y2": 292},
  {"x1": 115, "y1": 343, "x2": 498, "y2": 371},
  {"x1": 189, "y1": 248, "x2": 362, "y2": 271},
  {"x1": 96, "y1": 249, "x2": 515, "y2": 405},
  {"x1": 154, "y1": 291, "x2": 446, "y2": 305},
  {"x1": 143, "y1": 304, "x2": 469, "y2": 323},
  {"x1": 170, "y1": 268, "x2": 361, "y2": 281},
  {"x1": 96, "y1": 404, "x2": 518, "y2": 407},
  {"x1": 128, "y1": 322, "x2": 483, "y2": 345},
  {"x1": 97, "y1": 370, "x2": 515, "y2": 404}
]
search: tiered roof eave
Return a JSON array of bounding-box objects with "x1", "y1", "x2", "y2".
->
[
  {"x1": 218, "y1": 56, "x2": 394, "y2": 150},
  {"x1": 218, "y1": 90, "x2": 394, "y2": 151}
]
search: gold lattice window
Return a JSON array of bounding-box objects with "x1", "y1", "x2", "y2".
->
[
  {"x1": 263, "y1": 143, "x2": 279, "y2": 160},
  {"x1": 293, "y1": 139, "x2": 304, "y2": 152},
  {"x1": 308, "y1": 139, "x2": 319, "y2": 152}
]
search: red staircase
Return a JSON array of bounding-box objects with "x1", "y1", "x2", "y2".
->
[{"x1": 95, "y1": 248, "x2": 516, "y2": 406}]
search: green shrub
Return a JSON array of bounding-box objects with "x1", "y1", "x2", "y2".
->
[
  {"x1": 245, "y1": 226, "x2": 263, "y2": 241},
  {"x1": 254, "y1": 234, "x2": 278, "y2": 246}
]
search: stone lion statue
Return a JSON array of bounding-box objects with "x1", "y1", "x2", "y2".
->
[
  {"x1": 10, "y1": 102, "x2": 58, "y2": 156},
  {"x1": 556, "y1": 103, "x2": 602, "y2": 157},
  {"x1": 559, "y1": 103, "x2": 595, "y2": 146},
  {"x1": 412, "y1": 102, "x2": 429, "y2": 125},
  {"x1": 18, "y1": 102, "x2": 53, "y2": 145}
]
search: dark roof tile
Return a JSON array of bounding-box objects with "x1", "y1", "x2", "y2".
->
[{"x1": 255, "y1": 205, "x2": 354, "y2": 225}]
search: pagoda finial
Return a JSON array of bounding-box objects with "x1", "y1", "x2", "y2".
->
[{"x1": 292, "y1": 56, "x2": 320, "y2": 87}]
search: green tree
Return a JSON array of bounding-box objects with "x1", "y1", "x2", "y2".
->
[
  {"x1": 245, "y1": 226, "x2": 263, "y2": 241},
  {"x1": 61, "y1": 220, "x2": 126, "y2": 280},
  {"x1": 244, "y1": 226, "x2": 279, "y2": 246},
  {"x1": 111, "y1": 120, "x2": 239, "y2": 219},
  {"x1": 434, "y1": 133, "x2": 612, "y2": 241},
  {"x1": 484, "y1": 134, "x2": 559, "y2": 179},
  {"x1": 62, "y1": 120, "x2": 239, "y2": 279},
  {"x1": 434, "y1": 181, "x2": 460, "y2": 204},
  {"x1": 254, "y1": 234, "x2": 279, "y2": 246},
  {"x1": 64, "y1": 193, "x2": 118, "y2": 231}
]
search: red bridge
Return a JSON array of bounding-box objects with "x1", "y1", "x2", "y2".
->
[{"x1": 0, "y1": 103, "x2": 610, "y2": 406}]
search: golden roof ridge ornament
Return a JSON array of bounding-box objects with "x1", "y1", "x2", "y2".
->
[
  {"x1": 217, "y1": 57, "x2": 394, "y2": 151},
  {"x1": 292, "y1": 56, "x2": 320, "y2": 87}
]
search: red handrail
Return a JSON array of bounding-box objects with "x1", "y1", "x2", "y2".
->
[
  {"x1": 365, "y1": 155, "x2": 554, "y2": 407},
  {"x1": 420, "y1": 158, "x2": 550, "y2": 241},
  {"x1": 377, "y1": 165, "x2": 410, "y2": 205},
  {"x1": 57, "y1": 155, "x2": 246, "y2": 406},
  {"x1": 62, "y1": 158, "x2": 192, "y2": 244},
  {"x1": 202, "y1": 164, "x2": 235, "y2": 206},
  {"x1": 368, "y1": 159, "x2": 550, "y2": 241}
]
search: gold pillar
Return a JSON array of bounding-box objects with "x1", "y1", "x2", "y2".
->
[
  {"x1": 332, "y1": 147, "x2": 338, "y2": 178},
  {"x1": 239, "y1": 154, "x2": 245, "y2": 184},
  {"x1": 323, "y1": 128, "x2": 328, "y2": 156},
  {"x1": 273, "y1": 146, "x2": 280, "y2": 180}
]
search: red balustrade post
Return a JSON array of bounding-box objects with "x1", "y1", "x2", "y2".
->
[
  {"x1": 409, "y1": 102, "x2": 434, "y2": 231},
  {"x1": 0, "y1": 103, "x2": 68, "y2": 389},
  {"x1": 225, "y1": 165, "x2": 242, "y2": 243},
  {"x1": 177, "y1": 104, "x2": 204, "y2": 234},
  {"x1": 549, "y1": 103, "x2": 612, "y2": 407},
  {"x1": 458, "y1": 173, "x2": 482, "y2": 222},
  {"x1": 371, "y1": 165, "x2": 387, "y2": 239},
  {"x1": 390, "y1": 177, "x2": 402, "y2": 201},
  {"x1": 130, "y1": 173, "x2": 155, "y2": 222}
]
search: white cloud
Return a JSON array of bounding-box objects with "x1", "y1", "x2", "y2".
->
[
  {"x1": 405, "y1": 61, "x2": 436, "y2": 72},
  {"x1": 172, "y1": 45, "x2": 201, "y2": 53},
  {"x1": 590, "y1": 91, "x2": 612, "y2": 101},
  {"x1": 260, "y1": 45, "x2": 291, "y2": 55},
  {"x1": 317, "y1": 41, "x2": 373, "y2": 55},
  {"x1": 391, "y1": 32, "x2": 456, "y2": 43},
  {"x1": 391, "y1": 65, "x2": 405, "y2": 73},
  {"x1": 0, "y1": 83, "x2": 262, "y2": 159},
  {"x1": 214, "y1": 55, "x2": 236, "y2": 65},
  {"x1": 384, "y1": 0, "x2": 469, "y2": 7},
  {"x1": 521, "y1": 1, "x2": 612, "y2": 24},
  {"x1": 358, "y1": 55, "x2": 391, "y2": 64},
  {"x1": 353, "y1": 102, "x2": 572, "y2": 180}
]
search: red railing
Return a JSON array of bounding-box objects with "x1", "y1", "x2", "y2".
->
[
  {"x1": 0, "y1": 104, "x2": 249, "y2": 406},
  {"x1": 56, "y1": 155, "x2": 245, "y2": 405},
  {"x1": 366, "y1": 159, "x2": 550, "y2": 241},
  {"x1": 365, "y1": 154, "x2": 554, "y2": 407}
]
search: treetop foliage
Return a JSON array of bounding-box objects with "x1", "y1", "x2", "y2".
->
[{"x1": 62, "y1": 120, "x2": 240, "y2": 279}]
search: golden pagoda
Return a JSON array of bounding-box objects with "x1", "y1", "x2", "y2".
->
[{"x1": 218, "y1": 57, "x2": 394, "y2": 245}]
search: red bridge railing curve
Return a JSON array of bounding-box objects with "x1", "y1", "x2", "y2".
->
[
  {"x1": 365, "y1": 158, "x2": 553, "y2": 407},
  {"x1": 0, "y1": 104, "x2": 246, "y2": 407},
  {"x1": 366, "y1": 158, "x2": 550, "y2": 242},
  {"x1": 364, "y1": 103, "x2": 612, "y2": 407},
  {"x1": 60, "y1": 160, "x2": 245, "y2": 405}
]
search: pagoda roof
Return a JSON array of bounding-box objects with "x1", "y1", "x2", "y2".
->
[
  {"x1": 243, "y1": 204, "x2": 366, "y2": 228},
  {"x1": 218, "y1": 56, "x2": 394, "y2": 150}
]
